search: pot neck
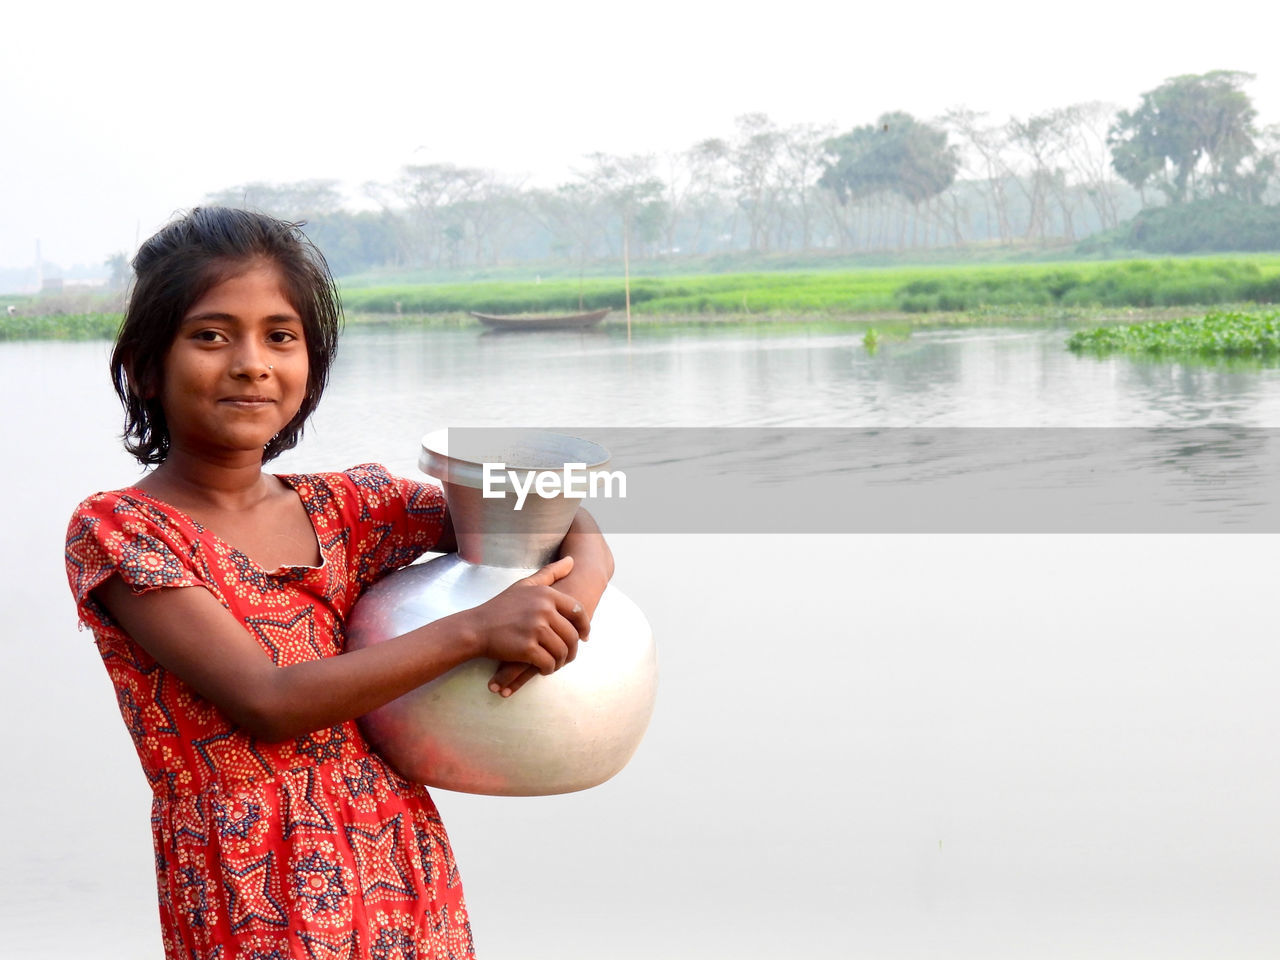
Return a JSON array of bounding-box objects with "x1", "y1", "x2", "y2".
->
[{"x1": 444, "y1": 481, "x2": 577, "y2": 569}]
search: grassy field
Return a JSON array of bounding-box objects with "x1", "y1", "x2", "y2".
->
[
  {"x1": 340, "y1": 256, "x2": 1280, "y2": 317},
  {"x1": 1067, "y1": 309, "x2": 1280, "y2": 358},
  {"x1": 334, "y1": 241, "x2": 1093, "y2": 288}
]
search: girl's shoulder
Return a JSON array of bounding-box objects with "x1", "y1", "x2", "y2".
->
[
  {"x1": 276, "y1": 464, "x2": 447, "y2": 587},
  {"x1": 67, "y1": 486, "x2": 200, "y2": 542},
  {"x1": 280, "y1": 462, "x2": 402, "y2": 498},
  {"x1": 65, "y1": 487, "x2": 205, "y2": 613},
  {"x1": 278, "y1": 463, "x2": 444, "y2": 527}
]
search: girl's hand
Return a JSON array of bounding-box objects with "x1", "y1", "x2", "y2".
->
[
  {"x1": 461, "y1": 556, "x2": 589, "y2": 687},
  {"x1": 487, "y1": 510, "x2": 614, "y2": 697}
]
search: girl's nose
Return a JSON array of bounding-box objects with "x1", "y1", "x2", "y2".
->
[{"x1": 231, "y1": 346, "x2": 271, "y2": 379}]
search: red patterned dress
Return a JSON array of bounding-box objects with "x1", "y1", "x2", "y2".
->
[{"x1": 64, "y1": 464, "x2": 476, "y2": 960}]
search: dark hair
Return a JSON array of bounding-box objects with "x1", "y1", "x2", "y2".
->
[{"x1": 111, "y1": 207, "x2": 342, "y2": 464}]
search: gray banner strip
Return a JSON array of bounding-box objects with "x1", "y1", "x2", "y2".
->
[{"x1": 436, "y1": 427, "x2": 1280, "y2": 533}]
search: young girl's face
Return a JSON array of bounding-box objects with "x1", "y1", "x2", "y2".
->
[{"x1": 158, "y1": 259, "x2": 310, "y2": 461}]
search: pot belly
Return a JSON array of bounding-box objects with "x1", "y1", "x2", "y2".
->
[{"x1": 346, "y1": 555, "x2": 658, "y2": 796}]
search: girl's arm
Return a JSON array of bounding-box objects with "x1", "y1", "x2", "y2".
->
[
  {"x1": 488, "y1": 508, "x2": 614, "y2": 697},
  {"x1": 553, "y1": 508, "x2": 615, "y2": 618},
  {"x1": 94, "y1": 556, "x2": 589, "y2": 743}
]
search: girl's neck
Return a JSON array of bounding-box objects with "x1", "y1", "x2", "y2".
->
[{"x1": 137, "y1": 450, "x2": 277, "y2": 513}]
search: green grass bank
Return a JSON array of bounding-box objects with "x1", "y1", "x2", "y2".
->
[{"x1": 340, "y1": 256, "x2": 1280, "y2": 317}]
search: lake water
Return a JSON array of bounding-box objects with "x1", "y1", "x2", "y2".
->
[{"x1": 3, "y1": 322, "x2": 1279, "y2": 959}]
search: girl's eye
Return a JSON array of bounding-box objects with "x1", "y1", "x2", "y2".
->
[
  {"x1": 268, "y1": 330, "x2": 298, "y2": 344},
  {"x1": 194, "y1": 329, "x2": 227, "y2": 342}
]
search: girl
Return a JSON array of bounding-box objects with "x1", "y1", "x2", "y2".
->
[{"x1": 64, "y1": 207, "x2": 613, "y2": 960}]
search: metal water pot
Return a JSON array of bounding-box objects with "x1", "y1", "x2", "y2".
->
[{"x1": 346, "y1": 430, "x2": 657, "y2": 796}]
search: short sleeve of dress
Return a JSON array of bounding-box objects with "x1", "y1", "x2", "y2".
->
[
  {"x1": 65, "y1": 491, "x2": 203, "y2": 631},
  {"x1": 341, "y1": 463, "x2": 448, "y2": 589}
]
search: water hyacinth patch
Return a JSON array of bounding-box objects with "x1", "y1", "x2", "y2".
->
[
  {"x1": 0, "y1": 313, "x2": 122, "y2": 341},
  {"x1": 1066, "y1": 310, "x2": 1280, "y2": 358}
]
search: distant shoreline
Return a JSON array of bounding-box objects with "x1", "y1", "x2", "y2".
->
[
  {"x1": 0, "y1": 304, "x2": 1263, "y2": 344},
  {"x1": 5, "y1": 255, "x2": 1278, "y2": 342}
]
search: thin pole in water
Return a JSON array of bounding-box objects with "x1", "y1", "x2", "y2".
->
[{"x1": 623, "y1": 226, "x2": 632, "y2": 344}]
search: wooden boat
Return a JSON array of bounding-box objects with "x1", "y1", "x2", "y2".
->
[{"x1": 469, "y1": 308, "x2": 610, "y2": 331}]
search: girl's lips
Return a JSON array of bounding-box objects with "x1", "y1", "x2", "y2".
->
[{"x1": 219, "y1": 397, "x2": 275, "y2": 405}]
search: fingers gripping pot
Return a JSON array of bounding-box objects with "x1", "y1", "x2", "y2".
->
[{"x1": 346, "y1": 429, "x2": 657, "y2": 796}]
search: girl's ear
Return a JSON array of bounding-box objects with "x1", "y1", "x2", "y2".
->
[{"x1": 124, "y1": 362, "x2": 157, "y2": 400}]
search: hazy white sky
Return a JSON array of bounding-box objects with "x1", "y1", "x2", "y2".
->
[{"x1": 2, "y1": 0, "x2": 1277, "y2": 270}]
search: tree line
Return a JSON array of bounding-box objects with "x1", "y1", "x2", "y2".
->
[{"x1": 200, "y1": 71, "x2": 1279, "y2": 278}]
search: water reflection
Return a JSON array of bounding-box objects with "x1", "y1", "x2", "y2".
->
[{"x1": 322, "y1": 324, "x2": 1280, "y2": 432}]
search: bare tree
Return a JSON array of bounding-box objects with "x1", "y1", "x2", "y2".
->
[
  {"x1": 526, "y1": 182, "x2": 609, "y2": 300},
  {"x1": 1007, "y1": 113, "x2": 1065, "y2": 240},
  {"x1": 777, "y1": 122, "x2": 833, "y2": 250},
  {"x1": 730, "y1": 113, "x2": 783, "y2": 252},
  {"x1": 204, "y1": 179, "x2": 345, "y2": 219},
  {"x1": 943, "y1": 107, "x2": 1016, "y2": 244},
  {"x1": 575, "y1": 153, "x2": 665, "y2": 260},
  {"x1": 372, "y1": 164, "x2": 491, "y2": 268},
  {"x1": 1055, "y1": 101, "x2": 1123, "y2": 230},
  {"x1": 683, "y1": 138, "x2": 735, "y2": 253},
  {"x1": 455, "y1": 173, "x2": 526, "y2": 266}
]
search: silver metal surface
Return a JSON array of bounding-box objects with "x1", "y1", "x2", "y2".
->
[
  {"x1": 347, "y1": 430, "x2": 657, "y2": 796},
  {"x1": 419, "y1": 428, "x2": 611, "y2": 568}
]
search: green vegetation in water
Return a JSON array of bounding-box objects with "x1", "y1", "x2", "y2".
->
[
  {"x1": 862, "y1": 328, "x2": 881, "y2": 352},
  {"x1": 1066, "y1": 310, "x2": 1280, "y2": 358},
  {"x1": 0, "y1": 312, "x2": 122, "y2": 341}
]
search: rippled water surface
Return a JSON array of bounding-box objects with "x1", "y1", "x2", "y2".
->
[
  {"x1": 3, "y1": 323, "x2": 1279, "y2": 959},
  {"x1": 314, "y1": 325, "x2": 1280, "y2": 438}
]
